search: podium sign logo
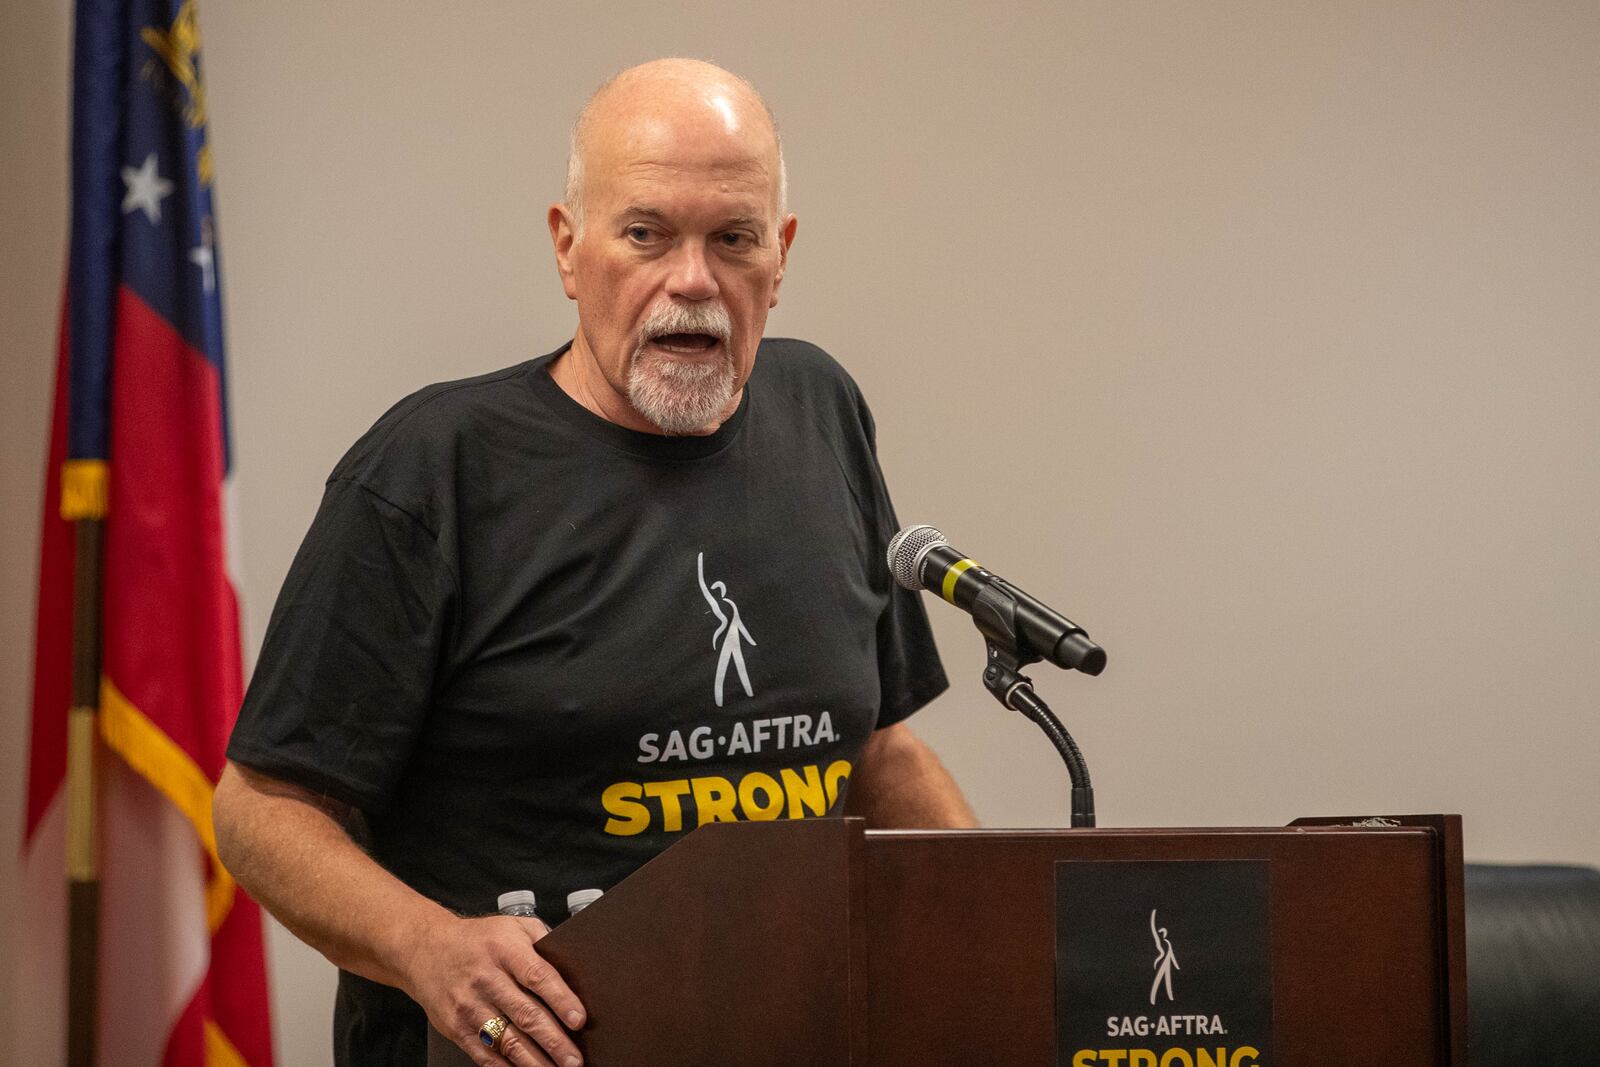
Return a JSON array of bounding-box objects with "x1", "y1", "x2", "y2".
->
[
  {"x1": 1149, "y1": 910, "x2": 1178, "y2": 1005},
  {"x1": 1055, "y1": 860, "x2": 1274, "y2": 1067}
]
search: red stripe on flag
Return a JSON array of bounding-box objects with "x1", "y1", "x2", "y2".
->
[
  {"x1": 208, "y1": 892, "x2": 276, "y2": 1063},
  {"x1": 105, "y1": 285, "x2": 242, "y2": 773},
  {"x1": 105, "y1": 284, "x2": 273, "y2": 1067}
]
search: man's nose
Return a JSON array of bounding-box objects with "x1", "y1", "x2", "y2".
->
[{"x1": 664, "y1": 239, "x2": 719, "y2": 301}]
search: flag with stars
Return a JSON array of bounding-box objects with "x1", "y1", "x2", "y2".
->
[{"x1": 19, "y1": 0, "x2": 274, "y2": 1064}]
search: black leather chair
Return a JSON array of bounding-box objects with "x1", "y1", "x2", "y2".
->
[{"x1": 1465, "y1": 863, "x2": 1600, "y2": 1064}]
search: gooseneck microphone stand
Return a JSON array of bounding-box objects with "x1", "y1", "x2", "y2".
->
[{"x1": 968, "y1": 582, "x2": 1097, "y2": 827}]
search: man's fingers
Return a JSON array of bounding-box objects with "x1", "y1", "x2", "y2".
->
[
  {"x1": 449, "y1": 1019, "x2": 514, "y2": 1067},
  {"x1": 498, "y1": 941, "x2": 586, "y2": 1031},
  {"x1": 486, "y1": 976, "x2": 583, "y2": 1067},
  {"x1": 497, "y1": 1020, "x2": 561, "y2": 1067},
  {"x1": 448, "y1": 1010, "x2": 558, "y2": 1067},
  {"x1": 511, "y1": 915, "x2": 550, "y2": 941},
  {"x1": 503, "y1": 915, "x2": 581, "y2": 1027},
  {"x1": 418, "y1": 916, "x2": 585, "y2": 1067}
]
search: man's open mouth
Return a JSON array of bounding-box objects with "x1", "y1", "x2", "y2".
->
[{"x1": 649, "y1": 332, "x2": 721, "y2": 353}]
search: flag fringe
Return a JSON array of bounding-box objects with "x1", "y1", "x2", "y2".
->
[
  {"x1": 99, "y1": 675, "x2": 236, "y2": 932},
  {"x1": 60, "y1": 459, "x2": 108, "y2": 520}
]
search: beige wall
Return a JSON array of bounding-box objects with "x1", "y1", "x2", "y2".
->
[{"x1": 5, "y1": 2, "x2": 1598, "y2": 1063}]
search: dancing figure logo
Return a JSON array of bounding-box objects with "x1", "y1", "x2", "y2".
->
[
  {"x1": 1149, "y1": 908, "x2": 1180, "y2": 1005},
  {"x1": 697, "y1": 552, "x2": 756, "y2": 707}
]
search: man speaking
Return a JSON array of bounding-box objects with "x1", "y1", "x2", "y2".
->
[{"x1": 214, "y1": 58, "x2": 974, "y2": 1067}]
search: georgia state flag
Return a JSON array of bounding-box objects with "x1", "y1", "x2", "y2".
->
[{"x1": 18, "y1": 1, "x2": 274, "y2": 1064}]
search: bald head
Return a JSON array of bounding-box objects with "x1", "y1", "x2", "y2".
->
[
  {"x1": 546, "y1": 58, "x2": 798, "y2": 436},
  {"x1": 564, "y1": 59, "x2": 787, "y2": 238}
]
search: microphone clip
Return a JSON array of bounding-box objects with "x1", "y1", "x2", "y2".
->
[
  {"x1": 969, "y1": 580, "x2": 1038, "y2": 672},
  {"x1": 975, "y1": 617, "x2": 1098, "y2": 829},
  {"x1": 980, "y1": 636, "x2": 1039, "y2": 710}
]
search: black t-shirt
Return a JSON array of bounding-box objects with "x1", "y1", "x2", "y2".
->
[{"x1": 228, "y1": 338, "x2": 947, "y2": 1063}]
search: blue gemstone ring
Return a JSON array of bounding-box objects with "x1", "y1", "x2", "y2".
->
[{"x1": 478, "y1": 1015, "x2": 509, "y2": 1048}]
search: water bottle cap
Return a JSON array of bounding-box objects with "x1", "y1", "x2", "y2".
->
[
  {"x1": 497, "y1": 890, "x2": 537, "y2": 912},
  {"x1": 566, "y1": 889, "x2": 603, "y2": 912}
]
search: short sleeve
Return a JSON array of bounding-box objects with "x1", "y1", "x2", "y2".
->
[
  {"x1": 227, "y1": 477, "x2": 456, "y2": 812},
  {"x1": 852, "y1": 392, "x2": 949, "y2": 728}
]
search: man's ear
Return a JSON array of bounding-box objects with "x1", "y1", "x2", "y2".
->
[
  {"x1": 768, "y1": 213, "x2": 798, "y2": 309},
  {"x1": 548, "y1": 203, "x2": 580, "y2": 301}
]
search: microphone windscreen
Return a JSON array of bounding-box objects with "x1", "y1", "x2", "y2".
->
[{"x1": 887, "y1": 524, "x2": 947, "y2": 591}]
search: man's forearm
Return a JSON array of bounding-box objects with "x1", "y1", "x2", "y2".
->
[
  {"x1": 215, "y1": 762, "x2": 590, "y2": 1064},
  {"x1": 213, "y1": 761, "x2": 450, "y2": 988},
  {"x1": 845, "y1": 721, "x2": 978, "y2": 829}
]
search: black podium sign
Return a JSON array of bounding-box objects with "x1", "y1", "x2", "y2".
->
[{"x1": 1055, "y1": 860, "x2": 1275, "y2": 1067}]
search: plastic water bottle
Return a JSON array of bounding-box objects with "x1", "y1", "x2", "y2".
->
[
  {"x1": 566, "y1": 889, "x2": 603, "y2": 916},
  {"x1": 497, "y1": 890, "x2": 540, "y2": 920}
]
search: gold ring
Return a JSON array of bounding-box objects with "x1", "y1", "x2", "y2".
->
[{"x1": 478, "y1": 1014, "x2": 509, "y2": 1048}]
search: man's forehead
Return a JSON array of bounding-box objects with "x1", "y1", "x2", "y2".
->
[
  {"x1": 588, "y1": 119, "x2": 779, "y2": 207},
  {"x1": 595, "y1": 168, "x2": 777, "y2": 225},
  {"x1": 596, "y1": 101, "x2": 776, "y2": 167}
]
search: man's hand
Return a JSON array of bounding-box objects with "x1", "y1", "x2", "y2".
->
[
  {"x1": 214, "y1": 762, "x2": 587, "y2": 1066},
  {"x1": 403, "y1": 912, "x2": 586, "y2": 1067}
]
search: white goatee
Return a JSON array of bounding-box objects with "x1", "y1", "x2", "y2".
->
[{"x1": 627, "y1": 302, "x2": 737, "y2": 434}]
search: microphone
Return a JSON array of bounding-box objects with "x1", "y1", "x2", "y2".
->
[{"x1": 888, "y1": 525, "x2": 1106, "y2": 675}]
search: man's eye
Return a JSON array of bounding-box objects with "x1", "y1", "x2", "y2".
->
[
  {"x1": 719, "y1": 232, "x2": 754, "y2": 249},
  {"x1": 627, "y1": 226, "x2": 656, "y2": 242}
]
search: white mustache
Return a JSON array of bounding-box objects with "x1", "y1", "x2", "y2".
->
[{"x1": 639, "y1": 302, "x2": 733, "y2": 344}]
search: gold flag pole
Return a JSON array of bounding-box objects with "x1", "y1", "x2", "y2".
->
[{"x1": 63, "y1": 460, "x2": 107, "y2": 1067}]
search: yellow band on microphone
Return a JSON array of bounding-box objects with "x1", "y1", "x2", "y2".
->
[{"x1": 942, "y1": 558, "x2": 977, "y2": 603}]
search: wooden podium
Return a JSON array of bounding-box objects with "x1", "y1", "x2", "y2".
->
[{"x1": 429, "y1": 815, "x2": 1467, "y2": 1065}]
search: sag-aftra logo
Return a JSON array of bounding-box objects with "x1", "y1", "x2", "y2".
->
[
  {"x1": 596, "y1": 552, "x2": 853, "y2": 836},
  {"x1": 1056, "y1": 861, "x2": 1274, "y2": 1067},
  {"x1": 1074, "y1": 909, "x2": 1255, "y2": 1067}
]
